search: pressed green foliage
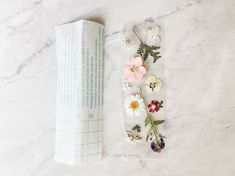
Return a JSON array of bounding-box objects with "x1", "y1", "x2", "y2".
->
[
  {"x1": 137, "y1": 42, "x2": 161, "y2": 63},
  {"x1": 154, "y1": 120, "x2": 165, "y2": 126},
  {"x1": 132, "y1": 124, "x2": 141, "y2": 132},
  {"x1": 145, "y1": 115, "x2": 165, "y2": 142},
  {"x1": 145, "y1": 117, "x2": 151, "y2": 127}
]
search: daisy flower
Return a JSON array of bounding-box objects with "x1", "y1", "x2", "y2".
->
[
  {"x1": 124, "y1": 94, "x2": 145, "y2": 116},
  {"x1": 124, "y1": 56, "x2": 147, "y2": 82},
  {"x1": 145, "y1": 75, "x2": 163, "y2": 92}
]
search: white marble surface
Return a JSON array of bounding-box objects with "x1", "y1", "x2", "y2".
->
[{"x1": 0, "y1": 0, "x2": 235, "y2": 175}]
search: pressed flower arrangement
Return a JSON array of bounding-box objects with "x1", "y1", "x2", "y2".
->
[{"x1": 122, "y1": 21, "x2": 166, "y2": 154}]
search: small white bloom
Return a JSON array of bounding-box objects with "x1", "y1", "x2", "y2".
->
[
  {"x1": 145, "y1": 75, "x2": 163, "y2": 92},
  {"x1": 122, "y1": 82, "x2": 131, "y2": 92},
  {"x1": 121, "y1": 31, "x2": 140, "y2": 49},
  {"x1": 124, "y1": 94, "x2": 145, "y2": 116},
  {"x1": 126, "y1": 124, "x2": 143, "y2": 142}
]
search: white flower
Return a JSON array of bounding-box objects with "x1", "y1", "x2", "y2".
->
[
  {"x1": 122, "y1": 82, "x2": 131, "y2": 92},
  {"x1": 126, "y1": 124, "x2": 143, "y2": 142},
  {"x1": 121, "y1": 31, "x2": 140, "y2": 49},
  {"x1": 147, "y1": 33, "x2": 161, "y2": 46},
  {"x1": 145, "y1": 75, "x2": 163, "y2": 92},
  {"x1": 136, "y1": 23, "x2": 161, "y2": 46},
  {"x1": 124, "y1": 94, "x2": 145, "y2": 116}
]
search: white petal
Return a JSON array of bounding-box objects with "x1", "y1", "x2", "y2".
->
[
  {"x1": 146, "y1": 75, "x2": 158, "y2": 84},
  {"x1": 121, "y1": 32, "x2": 140, "y2": 49}
]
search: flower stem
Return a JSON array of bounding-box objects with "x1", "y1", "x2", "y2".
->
[
  {"x1": 139, "y1": 86, "x2": 160, "y2": 143},
  {"x1": 139, "y1": 86, "x2": 148, "y2": 112},
  {"x1": 148, "y1": 116, "x2": 159, "y2": 141}
]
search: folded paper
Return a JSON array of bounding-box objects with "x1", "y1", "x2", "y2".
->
[{"x1": 54, "y1": 20, "x2": 104, "y2": 165}]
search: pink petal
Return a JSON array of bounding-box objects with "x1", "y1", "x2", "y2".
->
[
  {"x1": 134, "y1": 72, "x2": 144, "y2": 80},
  {"x1": 130, "y1": 57, "x2": 137, "y2": 66},
  {"x1": 124, "y1": 67, "x2": 131, "y2": 74},
  {"x1": 126, "y1": 75, "x2": 135, "y2": 82},
  {"x1": 138, "y1": 66, "x2": 147, "y2": 74},
  {"x1": 124, "y1": 64, "x2": 132, "y2": 70},
  {"x1": 124, "y1": 71, "x2": 135, "y2": 82},
  {"x1": 134, "y1": 57, "x2": 143, "y2": 67}
]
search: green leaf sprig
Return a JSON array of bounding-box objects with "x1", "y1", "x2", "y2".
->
[
  {"x1": 132, "y1": 26, "x2": 161, "y2": 63},
  {"x1": 137, "y1": 42, "x2": 161, "y2": 63},
  {"x1": 145, "y1": 115, "x2": 164, "y2": 142}
]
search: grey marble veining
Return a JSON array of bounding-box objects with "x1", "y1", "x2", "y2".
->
[{"x1": 0, "y1": 0, "x2": 235, "y2": 175}]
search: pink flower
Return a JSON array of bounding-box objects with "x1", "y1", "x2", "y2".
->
[{"x1": 124, "y1": 56, "x2": 147, "y2": 82}]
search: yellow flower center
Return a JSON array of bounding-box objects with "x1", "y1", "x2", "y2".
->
[{"x1": 130, "y1": 100, "x2": 139, "y2": 110}]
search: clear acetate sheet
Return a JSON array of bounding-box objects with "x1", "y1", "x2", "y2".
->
[{"x1": 104, "y1": 19, "x2": 166, "y2": 160}]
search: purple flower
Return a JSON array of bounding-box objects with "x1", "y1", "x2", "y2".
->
[
  {"x1": 160, "y1": 138, "x2": 165, "y2": 149},
  {"x1": 151, "y1": 142, "x2": 161, "y2": 152}
]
